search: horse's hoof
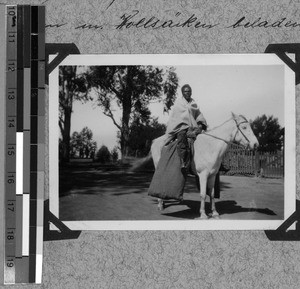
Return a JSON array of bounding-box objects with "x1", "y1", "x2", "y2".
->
[
  {"x1": 208, "y1": 211, "x2": 220, "y2": 219},
  {"x1": 196, "y1": 214, "x2": 208, "y2": 220}
]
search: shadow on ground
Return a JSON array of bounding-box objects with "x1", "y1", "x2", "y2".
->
[
  {"x1": 59, "y1": 165, "x2": 153, "y2": 197},
  {"x1": 59, "y1": 164, "x2": 282, "y2": 221},
  {"x1": 161, "y1": 199, "x2": 276, "y2": 219}
]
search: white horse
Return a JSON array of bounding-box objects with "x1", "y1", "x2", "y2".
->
[{"x1": 150, "y1": 113, "x2": 259, "y2": 219}]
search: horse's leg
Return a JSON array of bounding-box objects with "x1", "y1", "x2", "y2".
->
[
  {"x1": 198, "y1": 172, "x2": 208, "y2": 219},
  {"x1": 207, "y1": 176, "x2": 219, "y2": 219},
  {"x1": 195, "y1": 174, "x2": 200, "y2": 191},
  {"x1": 157, "y1": 198, "x2": 164, "y2": 211}
]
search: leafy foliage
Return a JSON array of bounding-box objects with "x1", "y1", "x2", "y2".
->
[
  {"x1": 59, "y1": 66, "x2": 91, "y2": 162},
  {"x1": 126, "y1": 117, "x2": 166, "y2": 157},
  {"x1": 163, "y1": 67, "x2": 179, "y2": 112},
  {"x1": 250, "y1": 114, "x2": 284, "y2": 152},
  {"x1": 96, "y1": 145, "x2": 111, "y2": 164},
  {"x1": 70, "y1": 127, "x2": 97, "y2": 159},
  {"x1": 86, "y1": 65, "x2": 178, "y2": 157}
]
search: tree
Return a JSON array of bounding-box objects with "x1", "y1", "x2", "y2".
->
[
  {"x1": 59, "y1": 66, "x2": 90, "y2": 162},
  {"x1": 96, "y1": 145, "x2": 111, "y2": 163},
  {"x1": 86, "y1": 65, "x2": 178, "y2": 158},
  {"x1": 69, "y1": 127, "x2": 97, "y2": 158},
  {"x1": 125, "y1": 117, "x2": 166, "y2": 157},
  {"x1": 111, "y1": 146, "x2": 119, "y2": 163},
  {"x1": 250, "y1": 114, "x2": 284, "y2": 152}
]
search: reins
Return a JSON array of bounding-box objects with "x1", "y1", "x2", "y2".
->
[
  {"x1": 202, "y1": 132, "x2": 233, "y2": 145},
  {"x1": 201, "y1": 118, "x2": 250, "y2": 148}
]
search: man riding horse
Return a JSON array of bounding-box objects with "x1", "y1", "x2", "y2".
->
[{"x1": 165, "y1": 84, "x2": 207, "y2": 174}]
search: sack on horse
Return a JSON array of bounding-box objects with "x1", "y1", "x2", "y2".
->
[{"x1": 148, "y1": 140, "x2": 186, "y2": 201}]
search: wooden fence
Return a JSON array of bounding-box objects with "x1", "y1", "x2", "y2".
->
[{"x1": 222, "y1": 144, "x2": 284, "y2": 178}]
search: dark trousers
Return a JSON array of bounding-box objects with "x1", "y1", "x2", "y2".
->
[{"x1": 177, "y1": 130, "x2": 189, "y2": 165}]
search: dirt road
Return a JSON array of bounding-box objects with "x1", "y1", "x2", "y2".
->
[{"x1": 59, "y1": 166, "x2": 284, "y2": 221}]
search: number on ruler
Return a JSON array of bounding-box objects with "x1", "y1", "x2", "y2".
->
[
  {"x1": 7, "y1": 202, "x2": 15, "y2": 212},
  {"x1": 7, "y1": 32, "x2": 16, "y2": 43},
  {"x1": 7, "y1": 90, "x2": 15, "y2": 100},
  {"x1": 6, "y1": 229, "x2": 15, "y2": 241},
  {"x1": 7, "y1": 62, "x2": 16, "y2": 72},
  {"x1": 7, "y1": 174, "x2": 15, "y2": 184},
  {"x1": 7, "y1": 146, "x2": 15, "y2": 156},
  {"x1": 7, "y1": 91, "x2": 15, "y2": 101},
  {"x1": 7, "y1": 6, "x2": 16, "y2": 15},
  {"x1": 6, "y1": 258, "x2": 14, "y2": 268},
  {"x1": 7, "y1": 118, "x2": 15, "y2": 128}
]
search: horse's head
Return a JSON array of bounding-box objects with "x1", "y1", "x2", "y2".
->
[{"x1": 232, "y1": 113, "x2": 259, "y2": 150}]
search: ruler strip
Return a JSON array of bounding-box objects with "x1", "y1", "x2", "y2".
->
[
  {"x1": 29, "y1": 5, "x2": 45, "y2": 284},
  {"x1": 22, "y1": 5, "x2": 31, "y2": 264},
  {"x1": 4, "y1": 5, "x2": 45, "y2": 284},
  {"x1": 5, "y1": 5, "x2": 17, "y2": 285},
  {"x1": 16, "y1": 5, "x2": 23, "y2": 132},
  {"x1": 35, "y1": 6, "x2": 45, "y2": 284},
  {"x1": 29, "y1": 5, "x2": 37, "y2": 283},
  {"x1": 15, "y1": 5, "x2": 27, "y2": 283},
  {"x1": 0, "y1": 4, "x2": 6, "y2": 285}
]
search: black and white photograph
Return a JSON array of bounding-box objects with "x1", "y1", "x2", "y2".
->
[{"x1": 49, "y1": 54, "x2": 295, "y2": 230}]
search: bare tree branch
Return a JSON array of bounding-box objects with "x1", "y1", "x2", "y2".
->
[{"x1": 103, "y1": 110, "x2": 122, "y2": 131}]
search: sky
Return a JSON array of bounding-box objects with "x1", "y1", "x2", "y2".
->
[{"x1": 70, "y1": 64, "x2": 285, "y2": 152}]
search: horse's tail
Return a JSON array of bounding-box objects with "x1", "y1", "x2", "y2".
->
[
  {"x1": 128, "y1": 153, "x2": 153, "y2": 172},
  {"x1": 128, "y1": 134, "x2": 166, "y2": 172}
]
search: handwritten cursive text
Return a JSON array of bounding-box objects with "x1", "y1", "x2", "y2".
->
[
  {"x1": 115, "y1": 10, "x2": 219, "y2": 30},
  {"x1": 228, "y1": 16, "x2": 300, "y2": 28}
]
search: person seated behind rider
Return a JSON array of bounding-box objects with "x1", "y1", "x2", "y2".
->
[{"x1": 165, "y1": 84, "x2": 207, "y2": 174}]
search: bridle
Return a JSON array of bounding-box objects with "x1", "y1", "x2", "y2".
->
[
  {"x1": 202, "y1": 117, "x2": 251, "y2": 148},
  {"x1": 233, "y1": 118, "x2": 251, "y2": 146}
]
